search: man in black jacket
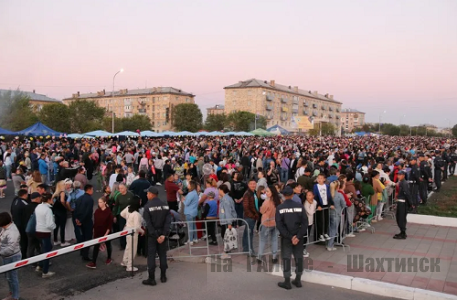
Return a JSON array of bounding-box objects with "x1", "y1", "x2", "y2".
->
[
  {"x1": 143, "y1": 187, "x2": 172, "y2": 286},
  {"x1": 10, "y1": 189, "x2": 29, "y2": 256},
  {"x1": 129, "y1": 170, "x2": 151, "y2": 206},
  {"x1": 419, "y1": 153, "x2": 432, "y2": 205},
  {"x1": 394, "y1": 171, "x2": 412, "y2": 240},
  {"x1": 26, "y1": 192, "x2": 42, "y2": 259},
  {"x1": 275, "y1": 186, "x2": 308, "y2": 290},
  {"x1": 74, "y1": 184, "x2": 94, "y2": 261}
]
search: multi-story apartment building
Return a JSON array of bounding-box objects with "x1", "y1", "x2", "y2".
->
[
  {"x1": 224, "y1": 79, "x2": 343, "y2": 134},
  {"x1": 63, "y1": 87, "x2": 195, "y2": 132},
  {"x1": 207, "y1": 105, "x2": 225, "y2": 115},
  {"x1": 0, "y1": 89, "x2": 61, "y2": 112},
  {"x1": 341, "y1": 109, "x2": 366, "y2": 132}
]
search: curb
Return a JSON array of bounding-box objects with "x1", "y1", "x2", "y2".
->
[
  {"x1": 270, "y1": 269, "x2": 457, "y2": 300},
  {"x1": 407, "y1": 214, "x2": 457, "y2": 227}
]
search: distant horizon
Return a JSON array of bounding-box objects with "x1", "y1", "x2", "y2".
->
[{"x1": 1, "y1": 0, "x2": 456, "y2": 127}]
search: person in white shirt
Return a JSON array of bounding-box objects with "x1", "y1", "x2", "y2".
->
[
  {"x1": 120, "y1": 196, "x2": 145, "y2": 272},
  {"x1": 108, "y1": 167, "x2": 120, "y2": 190},
  {"x1": 34, "y1": 193, "x2": 56, "y2": 278},
  {"x1": 303, "y1": 191, "x2": 317, "y2": 257}
]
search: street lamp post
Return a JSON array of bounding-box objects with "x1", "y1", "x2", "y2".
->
[{"x1": 112, "y1": 68, "x2": 124, "y2": 133}]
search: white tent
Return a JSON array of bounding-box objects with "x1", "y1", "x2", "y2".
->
[
  {"x1": 115, "y1": 131, "x2": 139, "y2": 137},
  {"x1": 84, "y1": 130, "x2": 112, "y2": 137},
  {"x1": 140, "y1": 130, "x2": 157, "y2": 137}
]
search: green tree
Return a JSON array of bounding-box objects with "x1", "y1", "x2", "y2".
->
[
  {"x1": 172, "y1": 103, "x2": 203, "y2": 132},
  {"x1": 121, "y1": 114, "x2": 152, "y2": 131},
  {"x1": 102, "y1": 117, "x2": 123, "y2": 132},
  {"x1": 0, "y1": 90, "x2": 38, "y2": 131},
  {"x1": 321, "y1": 122, "x2": 336, "y2": 136},
  {"x1": 381, "y1": 123, "x2": 400, "y2": 136},
  {"x1": 226, "y1": 111, "x2": 266, "y2": 131},
  {"x1": 399, "y1": 125, "x2": 410, "y2": 136},
  {"x1": 39, "y1": 103, "x2": 71, "y2": 133},
  {"x1": 452, "y1": 124, "x2": 457, "y2": 137},
  {"x1": 204, "y1": 114, "x2": 227, "y2": 131},
  {"x1": 68, "y1": 100, "x2": 106, "y2": 133}
]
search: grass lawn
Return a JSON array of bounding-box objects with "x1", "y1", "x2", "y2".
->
[{"x1": 417, "y1": 176, "x2": 457, "y2": 217}]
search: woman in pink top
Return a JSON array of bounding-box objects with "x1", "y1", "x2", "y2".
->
[{"x1": 257, "y1": 186, "x2": 281, "y2": 264}]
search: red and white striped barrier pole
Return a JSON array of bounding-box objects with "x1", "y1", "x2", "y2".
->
[{"x1": 0, "y1": 229, "x2": 135, "y2": 274}]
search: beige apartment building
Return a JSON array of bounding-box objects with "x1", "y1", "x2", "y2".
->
[
  {"x1": 341, "y1": 108, "x2": 365, "y2": 132},
  {"x1": 224, "y1": 79, "x2": 343, "y2": 134},
  {"x1": 207, "y1": 105, "x2": 225, "y2": 115},
  {"x1": 63, "y1": 87, "x2": 195, "y2": 132},
  {"x1": 0, "y1": 89, "x2": 62, "y2": 112}
]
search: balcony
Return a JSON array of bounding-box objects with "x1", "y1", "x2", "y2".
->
[
  {"x1": 292, "y1": 108, "x2": 298, "y2": 113},
  {"x1": 281, "y1": 107, "x2": 288, "y2": 112},
  {"x1": 312, "y1": 104, "x2": 317, "y2": 108},
  {"x1": 336, "y1": 115, "x2": 340, "y2": 119},
  {"x1": 321, "y1": 105, "x2": 326, "y2": 110},
  {"x1": 303, "y1": 109, "x2": 309, "y2": 115},
  {"x1": 266, "y1": 104, "x2": 273, "y2": 111},
  {"x1": 313, "y1": 111, "x2": 318, "y2": 117},
  {"x1": 267, "y1": 115, "x2": 273, "y2": 120},
  {"x1": 280, "y1": 116, "x2": 288, "y2": 121},
  {"x1": 293, "y1": 98, "x2": 299, "y2": 105},
  {"x1": 304, "y1": 102, "x2": 309, "y2": 107},
  {"x1": 336, "y1": 108, "x2": 340, "y2": 113},
  {"x1": 329, "y1": 107, "x2": 333, "y2": 111},
  {"x1": 266, "y1": 95, "x2": 274, "y2": 101},
  {"x1": 138, "y1": 109, "x2": 147, "y2": 114},
  {"x1": 329, "y1": 114, "x2": 333, "y2": 119},
  {"x1": 281, "y1": 97, "x2": 288, "y2": 104}
]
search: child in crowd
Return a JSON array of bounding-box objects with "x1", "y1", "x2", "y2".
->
[
  {"x1": 303, "y1": 190, "x2": 317, "y2": 257},
  {"x1": 201, "y1": 191, "x2": 218, "y2": 245},
  {"x1": 126, "y1": 166, "x2": 135, "y2": 187},
  {"x1": 120, "y1": 196, "x2": 144, "y2": 272}
]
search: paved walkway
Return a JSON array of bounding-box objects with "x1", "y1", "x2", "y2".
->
[{"x1": 169, "y1": 218, "x2": 457, "y2": 296}]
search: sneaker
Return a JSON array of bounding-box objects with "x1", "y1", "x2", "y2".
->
[
  {"x1": 371, "y1": 219, "x2": 377, "y2": 223},
  {"x1": 319, "y1": 235, "x2": 325, "y2": 242},
  {"x1": 169, "y1": 234, "x2": 180, "y2": 240},
  {"x1": 120, "y1": 262, "x2": 126, "y2": 267},
  {"x1": 126, "y1": 267, "x2": 138, "y2": 272},
  {"x1": 359, "y1": 228, "x2": 366, "y2": 232},
  {"x1": 221, "y1": 253, "x2": 231, "y2": 259},
  {"x1": 106, "y1": 259, "x2": 113, "y2": 265},
  {"x1": 377, "y1": 216, "x2": 383, "y2": 221},
  {"x1": 303, "y1": 250, "x2": 310, "y2": 257},
  {"x1": 156, "y1": 182, "x2": 162, "y2": 186},
  {"x1": 324, "y1": 234, "x2": 331, "y2": 240},
  {"x1": 184, "y1": 241, "x2": 194, "y2": 246},
  {"x1": 86, "y1": 262, "x2": 96, "y2": 269},
  {"x1": 201, "y1": 234, "x2": 207, "y2": 240},
  {"x1": 210, "y1": 241, "x2": 218, "y2": 246},
  {"x1": 42, "y1": 272, "x2": 55, "y2": 278},
  {"x1": 272, "y1": 258, "x2": 279, "y2": 264},
  {"x1": 53, "y1": 241, "x2": 61, "y2": 246},
  {"x1": 346, "y1": 233, "x2": 356, "y2": 238},
  {"x1": 35, "y1": 266, "x2": 42, "y2": 272},
  {"x1": 326, "y1": 247, "x2": 337, "y2": 251},
  {"x1": 60, "y1": 242, "x2": 71, "y2": 247}
]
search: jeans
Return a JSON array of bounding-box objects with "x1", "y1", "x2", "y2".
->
[
  {"x1": 79, "y1": 220, "x2": 93, "y2": 258},
  {"x1": 257, "y1": 226, "x2": 278, "y2": 260},
  {"x1": 38, "y1": 235, "x2": 53, "y2": 274},
  {"x1": 280, "y1": 168, "x2": 289, "y2": 183},
  {"x1": 72, "y1": 215, "x2": 83, "y2": 243},
  {"x1": 5, "y1": 164, "x2": 11, "y2": 179},
  {"x1": 242, "y1": 217, "x2": 256, "y2": 255},
  {"x1": 327, "y1": 210, "x2": 340, "y2": 248},
  {"x1": 41, "y1": 174, "x2": 47, "y2": 185},
  {"x1": 234, "y1": 203, "x2": 244, "y2": 227},
  {"x1": 27, "y1": 233, "x2": 41, "y2": 258},
  {"x1": 3, "y1": 252, "x2": 21, "y2": 299},
  {"x1": 185, "y1": 215, "x2": 197, "y2": 242}
]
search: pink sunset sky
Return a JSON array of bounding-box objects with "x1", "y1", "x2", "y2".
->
[{"x1": 1, "y1": 0, "x2": 456, "y2": 127}]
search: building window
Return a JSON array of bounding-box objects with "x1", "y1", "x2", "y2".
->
[
  {"x1": 185, "y1": 98, "x2": 190, "y2": 103},
  {"x1": 247, "y1": 101, "x2": 251, "y2": 106},
  {"x1": 233, "y1": 90, "x2": 237, "y2": 95}
]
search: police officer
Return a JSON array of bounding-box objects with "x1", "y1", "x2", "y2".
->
[
  {"x1": 394, "y1": 170, "x2": 412, "y2": 240},
  {"x1": 418, "y1": 153, "x2": 432, "y2": 205},
  {"x1": 408, "y1": 156, "x2": 420, "y2": 213},
  {"x1": 142, "y1": 187, "x2": 172, "y2": 286},
  {"x1": 449, "y1": 147, "x2": 457, "y2": 176},
  {"x1": 434, "y1": 150, "x2": 445, "y2": 192},
  {"x1": 442, "y1": 147, "x2": 450, "y2": 181},
  {"x1": 275, "y1": 186, "x2": 308, "y2": 290}
]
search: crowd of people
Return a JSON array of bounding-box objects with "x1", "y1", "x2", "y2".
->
[{"x1": 1, "y1": 134, "x2": 457, "y2": 297}]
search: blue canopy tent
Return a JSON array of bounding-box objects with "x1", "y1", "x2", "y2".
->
[
  {"x1": 0, "y1": 127, "x2": 16, "y2": 136},
  {"x1": 234, "y1": 131, "x2": 253, "y2": 136},
  {"x1": 267, "y1": 125, "x2": 290, "y2": 135},
  {"x1": 177, "y1": 131, "x2": 196, "y2": 136},
  {"x1": 16, "y1": 122, "x2": 62, "y2": 137},
  {"x1": 84, "y1": 130, "x2": 112, "y2": 137},
  {"x1": 140, "y1": 130, "x2": 157, "y2": 137},
  {"x1": 115, "y1": 131, "x2": 139, "y2": 137}
]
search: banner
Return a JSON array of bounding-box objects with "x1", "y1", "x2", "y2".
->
[{"x1": 291, "y1": 116, "x2": 314, "y2": 130}]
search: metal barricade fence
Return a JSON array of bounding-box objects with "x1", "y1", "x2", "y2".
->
[
  {"x1": 382, "y1": 191, "x2": 396, "y2": 219},
  {"x1": 167, "y1": 218, "x2": 252, "y2": 259},
  {"x1": 0, "y1": 229, "x2": 135, "y2": 275}
]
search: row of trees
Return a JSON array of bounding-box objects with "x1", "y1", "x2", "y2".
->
[{"x1": 352, "y1": 123, "x2": 454, "y2": 137}]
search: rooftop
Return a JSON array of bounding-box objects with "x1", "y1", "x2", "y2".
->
[
  {"x1": 64, "y1": 87, "x2": 194, "y2": 100},
  {"x1": 341, "y1": 108, "x2": 365, "y2": 113},
  {"x1": 207, "y1": 105, "x2": 225, "y2": 110},
  {"x1": 0, "y1": 89, "x2": 61, "y2": 103},
  {"x1": 224, "y1": 78, "x2": 342, "y2": 104}
]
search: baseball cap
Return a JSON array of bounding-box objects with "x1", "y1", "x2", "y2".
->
[
  {"x1": 282, "y1": 186, "x2": 294, "y2": 196},
  {"x1": 31, "y1": 192, "x2": 41, "y2": 200},
  {"x1": 145, "y1": 186, "x2": 159, "y2": 195},
  {"x1": 398, "y1": 170, "x2": 406, "y2": 176}
]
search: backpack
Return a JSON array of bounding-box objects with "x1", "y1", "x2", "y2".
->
[{"x1": 25, "y1": 213, "x2": 36, "y2": 234}]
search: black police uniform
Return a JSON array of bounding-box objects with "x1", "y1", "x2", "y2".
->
[
  {"x1": 408, "y1": 162, "x2": 420, "y2": 210},
  {"x1": 143, "y1": 196, "x2": 172, "y2": 285},
  {"x1": 275, "y1": 194, "x2": 308, "y2": 289},
  {"x1": 419, "y1": 158, "x2": 432, "y2": 204},
  {"x1": 442, "y1": 150, "x2": 450, "y2": 181},
  {"x1": 434, "y1": 153, "x2": 445, "y2": 192},
  {"x1": 394, "y1": 177, "x2": 412, "y2": 239}
]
